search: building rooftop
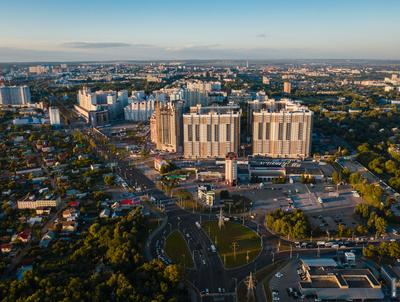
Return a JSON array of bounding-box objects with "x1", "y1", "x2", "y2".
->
[{"x1": 302, "y1": 258, "x2": 338, "y2": 268}]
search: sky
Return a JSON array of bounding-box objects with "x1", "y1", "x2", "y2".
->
[{"x1": 0, "y1": 0, "x2": 399, "y2": 62}]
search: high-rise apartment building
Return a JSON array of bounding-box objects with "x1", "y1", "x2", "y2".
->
[
  {"x1": 0, "y1": 86, "x2": 31, "y2": 105},
  {"x1": 284, "y1": 81, "x2": 292, "y2": 94},
  {"x1": 183, "y1": 105, "x2": 241, "y2": 159},
  {"x1": 225, "y1": 152, "x2": 238, "y2": 186},
  {"x1": 75, "y1": 86, "x2": 128, "y2": 126},
  {"x1": 124, "y1": 91, "x2": 167, "y2": 122},
  {"x1": 152, "y1": 101, "x2": 183, "y2": 152},
  {"x1": 252, "y1": 99, "x2": 313, "y2": 158},
  {"x1": 49, "y1": 107, "x2": 61, "y2": 126}
]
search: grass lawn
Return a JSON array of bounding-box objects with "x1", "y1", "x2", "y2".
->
[
  {"x1": 165, "y1": 230, "x2": 194, "y2": 269},
  {"x1": 202, "y1": 221, "x2": 261, "y2": 268}
]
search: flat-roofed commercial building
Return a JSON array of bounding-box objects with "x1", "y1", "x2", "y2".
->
[
  {"x1": 252, "y1": 99, "x2": 313, "y2": 158},
  {"x1": 183, "y1": 105, "x2": 241, "y2": 159},
  {"x1": 299, "y1": 258, "x2": 384, "y2": 301}
]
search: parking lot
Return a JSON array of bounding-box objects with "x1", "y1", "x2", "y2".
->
[{"x1": 269, "y1": 260, "x2": 304, "y2": 302}]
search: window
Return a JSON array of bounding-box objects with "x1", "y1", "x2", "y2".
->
[
  {"x1": 278, "y1": 123, "x2": 283, "y2": 140},
  {"x1": 298, "y1": 123, "x2": 303, "y2": 140},
  {"x1": 258, "y1": 122, "x2": 263, "y2": 140},
  {"x1": 286, "y1": 123, "x2": 291, "y2": 140},
  {"x1": 207, "y1": 124, "x2": 211, "y2": 141},
  {"x1": 195, "y1": 124, "x2": 200, "y2": 141},
  {"x1": 214, "y1": 125, "x2": 219, "y2": 141},
  {"x1": 265, "y1": 122, "x2": 270, "y2": 140},
  {"x1": 226, "y1": 124, "x2": 231, "y2": 141},
  {"x1": 188, "y1": 124, "x2": 193, "y2": 141}
]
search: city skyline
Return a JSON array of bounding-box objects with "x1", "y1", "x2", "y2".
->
[{"x1": 1, "y1": 0, "x2": 400, "y2": 62}]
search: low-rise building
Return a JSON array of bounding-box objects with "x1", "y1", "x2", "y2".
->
[
  {"x1": 299, "y1": 258, "x2": 384, "y2": 301},
  {"x1": 17, "y1": 197, "x2": 62, "y2": 209},
  {"x1": 198, "y1": 184, "x2": 218, "y2": 207}
]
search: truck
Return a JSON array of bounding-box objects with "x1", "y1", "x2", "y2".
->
[{"x1": 195, "y1": 221, "x2": 201, "y2": 229}]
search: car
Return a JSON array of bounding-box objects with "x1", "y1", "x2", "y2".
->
[
  {"x1": 205, "y1": 288, "x2": 209, "y2": 294},
  {"x1": 218, "y1": 288, "x2": 222, "y2": 293},
  {"x1": 275, "y1": 272, "x2": 283, "y2": 278}
]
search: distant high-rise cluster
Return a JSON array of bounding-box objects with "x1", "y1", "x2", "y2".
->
[
  {"x1": 0, "y1": 86, "x2": 31, "y2": 105},
  {"x1": 75, "y1": 86, "x2": 128, "y2": 126},
  {"x1": 252, "y1": 99, "x2": 313, "y2": 158}
]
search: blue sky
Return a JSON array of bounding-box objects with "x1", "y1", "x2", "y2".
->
[{"x1": 0, "y1": 0, "x2": 399, "y2": 61}]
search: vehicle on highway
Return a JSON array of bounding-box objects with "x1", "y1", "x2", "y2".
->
[
  {"x1": 275, "y1": 272, "x2": 283, "y2": 278},
  {"x1": 210, "y1": 245, "x2": 217, "y2": 253},
  {"x1": 195, "y1": 221, "x2": 201, "y2": 229}
]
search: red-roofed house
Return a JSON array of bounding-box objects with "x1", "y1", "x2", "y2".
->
[
  {"x1": 16, "y1": 230, "x2": 31, "y2": 243},
  {"x1": 68, "y1": 201, "x2": 80, "y2": 207},
  {"x1": 1, "y1": 243, "x2": 12, "y2": 253}
]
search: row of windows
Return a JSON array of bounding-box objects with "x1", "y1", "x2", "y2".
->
[
  {"x1": 187, "y1": 124, "x2": 231, "y2": 142},
  {"x1": 257, "y1": 122, "x2": 305, "y2": 140}
]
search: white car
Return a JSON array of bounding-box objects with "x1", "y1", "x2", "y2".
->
[{"x1": 275, "y1": 272, "x2": 283, "y2": 278}]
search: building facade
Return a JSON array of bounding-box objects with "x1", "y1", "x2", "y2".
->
[
  {"x1": 225, "y1": 152, "x2": 238, "y2": 186},
  {"x1": 284, "y1": 81, "x2": 292, "y2": 94},
  {"x1": 76, "y1": 86, "x2": 128, "y2": 126},
  {"x1": 183, "y1": 105, "x2": 241, "y2": 158},
  {"x1": 152, "y1": 101, "x2": 183, "y2": 152},
  {"x1": 252, "y1": 99, "x2": 313, "y2": 158},
  {"x1": 0, "y1": 86, "x2": 31, "y2": 105},
  {"x1": 49, "y1": 107, "x2": 61, "y2": 126},
  {"x1": 124, "y1": 98, "x2": 155, "y2": 121}
]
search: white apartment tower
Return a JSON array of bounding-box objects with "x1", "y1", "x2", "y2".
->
[
  {"x1": 0, "y1": 86, "x2": 31, "y2": 105},
  {"x1": 49, "y1": 107, "x2": 61, "y2": 126},
  {"x1": 252, "y1": 99, "x2": 313, "y2": 158},
  {"x1": 183, "y1": 105, "x2": 241, "y2": 159}
]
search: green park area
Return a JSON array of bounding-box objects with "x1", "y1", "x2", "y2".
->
[
  {"x1": 165, "y1": 230, "x2": 194, "y2": 269},
  {"x1": 202, "y1": 221, "x2": 261, "y2": 268}
]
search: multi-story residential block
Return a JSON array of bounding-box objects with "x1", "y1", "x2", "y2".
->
[
  {"x1": 284, "y1": 81, "x2": 292, "y2": 94},
  {"x1": 124, "y1": 91, "x2": 167, "y2": 122},
  {"x1": 183, "y1": 105, "x2": 241, "y2": 158},
  {"x1": 225, "y1": 152, "x2": 238, "y2": 186},
  {"x1": 75, "y1": 86, "x2": 128, "y2": 126},
  {"x1": 28, "y1": 65, "x2": 49, "y2": 74},
  {"x1": 17, "y1": 197, "x2": 62, "y2": 209},
  {"x1": 152, "y1": 101, "x2": 183, "y2": 152},
  {"x1": 252, "y1": 99, "x2": 313, "y2": 158},
  {"x1": 0, "y1": 85, "x2": 31, "y2": 105},
  {"x1": 49, "y1": 107, "x2": 61, "y2": 126}
]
